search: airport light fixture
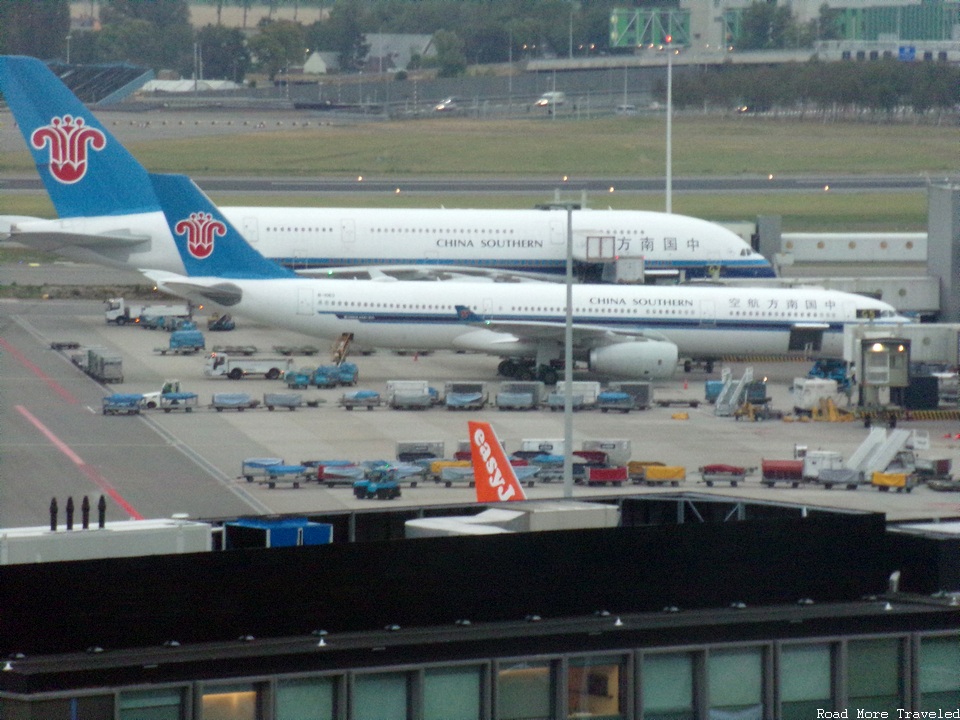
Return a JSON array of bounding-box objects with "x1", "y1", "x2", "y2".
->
[{"x1": 666, "y1": 34, "x2": 673, "y2": 214}]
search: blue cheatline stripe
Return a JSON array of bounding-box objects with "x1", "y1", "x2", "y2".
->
[
  {"x1": 326, "y1": 309, "x2": 847, "y2": 335},
  {"x1": 279, "y1": 257, "x2": 774, "y2": 279}
]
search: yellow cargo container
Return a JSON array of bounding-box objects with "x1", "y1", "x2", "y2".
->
[
  {"x1": 642, "y1": 465, "x2": 686, "y2": 486},
  {"x1": 627, "y1": 460, "x2": 664, "y2": 483},
  {"x1": 871, "y1": 471, "x2": 915, "y2": 492}
]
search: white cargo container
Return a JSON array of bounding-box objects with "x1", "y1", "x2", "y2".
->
[
  {"x1": 802, "y1": 450, "x2": 844, "y2": 481},
  {"x1": 520, "y1": 438, "x2": 566, "y2": 456},
  {"x1": 581, "y1": 439, "x2": 632, "y2": 467}
]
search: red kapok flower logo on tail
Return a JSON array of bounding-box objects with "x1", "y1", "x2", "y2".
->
[
  {"x1": 30, "y1": 115, "x2": 106, "y2": 184},
  {"x1": 175, "y1": 212, "x2": 227, "y2": 260}
]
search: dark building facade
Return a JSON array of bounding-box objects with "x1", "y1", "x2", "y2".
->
[{"x1": 0, "y1": 503, "x2": 958, "y2": 719}]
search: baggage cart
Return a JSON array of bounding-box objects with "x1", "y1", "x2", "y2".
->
[
  {"x1": 496, "y1": 391, "x2": 539, "y2": 410},
  {"x1": 390, "y1": 391, "x2": 434, "y2": 410},
  {"x1": 272, "y1": 344, "x2": 320, "y2": 356},
  {"x1": 211, "y1": 393, "x2": 260, "y2": 411},
  {"x1": 284, "y1": 368, "x2": 313, "y2": 389},
  {"x1": 585, "y1": 466, "x2": 628, "y2": 487},
  {"x1": 607, "y1": 381, "x2": 652, "y2": 410},
  {"x1": 871, "y1": 471, "x2": 916, "y2": 493},
  {"x1": 497, "y1": 381, "x2": 546, "y2": 409},
  {"x1": 628, "y1": 460, "x2": 665, "y2": 483},
  {"x1": 264, "y1": 392, "x2": 304, "y2": 411},
  {"x1": 597, "y1": 391, "x2": 634, "y2": 413},
  {"x1": 258, "y1": 464, "x2": 311, "y2": 489},
  {"x1": 817, "y1": 468, "x2": 864, "y2": 490},
  {"x1": 760, "y1": 459, "x2": 804, "y2": 488},
  {"x1": 445, "y1": 391, "x2": 487, "y2": 410},
  {"x1": 158, "y1": 392, "x2": 198, "y2": 413},
  {"x1": 306, "y1": 462, "x2": 365, "y2": 487},
  {"x1": 102, "y1": 393, "x2": 143, "y2": 416},
  {"x1": 396, "y1": 441, "x2": 444, "y2": 463},
  {"x1": 210, "y1": 345, "x2": 258, "y2": 356},
  {"x1": 582, "y1": 440, "x2": 632, "y2": 467},
  {"x1": 339, "y1": 390, "x2": 382, "y2": 410},
  {"x1": 641, "y1": 465, "x2": 686, "y2": 487},
  {"x1": 699, "y1": 464, "x2": 748, "y2": 487},
  {"x1": 546, "y1": 392, "x2": 586, "y2": 411},
  {"x1": 312, "y1": 365, "x2": 341, "y2": 388},
  {"x1": 241, "y1": 458, "x2": 284, "y2": 482},
  {"x1": 337, "y1": 362, "x2": 359, "y2": 386},
  {"x1": 444, "y1": 382, "x2": 487, "y2": 411}
]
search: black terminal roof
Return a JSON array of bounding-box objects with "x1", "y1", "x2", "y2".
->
[{"x1": 45, "y1": 61, "x2": 153, "y2": 105}]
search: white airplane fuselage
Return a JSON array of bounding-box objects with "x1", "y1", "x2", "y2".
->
[
  {"x1": 158, "y1": 274, "x2": 903, "y2": 368},
  {"x1": 8, "y1": 206, "x2": 773, "y2": 279}
]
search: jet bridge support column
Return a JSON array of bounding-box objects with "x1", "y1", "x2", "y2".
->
[{"x1": 926, "y1": 184, "x2": 960, "y2": 323}]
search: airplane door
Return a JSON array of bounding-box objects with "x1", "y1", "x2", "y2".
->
[
  {"x1": 297, "y1": 287, "x2": 315, "y2": 316},
  {"x1": 242, "y1": 217, "x2": 259, "y2": 244},
  {"x1": 699, "y1": 299, "x2": 716, "y2": 327},
  {"x1": 788, "y1": 327, "x2": 825, "y2": 352},
  {"x1": 550, "y1": 219, "x2": 565, "y2": 246},
  {"x1": 341, "y1": 219, "x2": 356, "y2": 245},
  {"x1": 482, "y1": 298, "x2": 494, "y2": 317}
]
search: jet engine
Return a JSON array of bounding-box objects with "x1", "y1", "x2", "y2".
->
[{"x1": 589, "y1": 341, "x2": 678, "y2": 380}]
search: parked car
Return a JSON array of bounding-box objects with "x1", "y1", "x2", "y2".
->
[{"x1": 534, "y1": 91, "x2": 566, "y2": 108}]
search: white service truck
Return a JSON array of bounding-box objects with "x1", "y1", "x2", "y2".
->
[
  {"x1": 204, "y1": 353, "x2": 294, "y2": 380},
  {"x1": 105, "y1": 298, "x2": 192, "y2": 326}
]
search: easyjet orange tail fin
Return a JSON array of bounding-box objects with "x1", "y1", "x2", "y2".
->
[{"x1": 468, "y1": 421, "x2": 527, "y2": 502}]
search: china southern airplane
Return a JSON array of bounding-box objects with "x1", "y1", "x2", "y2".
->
[
  {"x1": 0, "y1": 55, "x2": 774, "y2": 282},
  {"x1": 137, "y1": 170, "x2": 899, "y2": 383}
]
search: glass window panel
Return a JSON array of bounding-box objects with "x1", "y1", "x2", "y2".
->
[
  {"x1": 354, "y1": 672, "x2": 408, "y2": 720},
  {"x1": 568, "y1": 655, "x2": 623, "y2": 720},
  {"x1": 276, "y1": 677, "x2": 335, "y2": 720},
  {"x1": 12, "y1": 697, "x2": 114, "y2": 720},
  {"x1": 920, "y1": 636, "x2": 960, "y2": 711},
  {"x1": 424, "y1": 666, "x2": 481, "y2": 720},
  {"x1": 497, "y1": 661, "x2": 552, "y2": 720},
  {"x1": 847, "y1": 638, "x2": 902, "y2": 714},
  {"x1": 780, "y1": 645, "x2": 831, "y2": 720},
  {"x1": 202, "y1": 684, "x2": 258, "y2": 720},
  {"x1": 120, "y1": 688, "x2": 183, "y2": 720},
  {"x1": 643, "y1": 653, "x2": 694, "y2": 720},
  {"x1": 708, "y1": 648, "x2": 763, "y2": 720}
]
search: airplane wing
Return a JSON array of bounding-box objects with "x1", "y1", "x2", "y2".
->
[
  {"x1": 0, "y1": 215, "x2": 44, "y2": 240},
  {"x1": 143, "y1": 270, "x2": 244, "y2": 307},
  {"x1": 294, "y1": 265, "x2": 564, "y2": 284},
  {"x1": 453, "y1": 305, "x2": 672, "y2": 348},
  {"x1": 11, "y1": 229, "x2": 150, "y2": 248}
]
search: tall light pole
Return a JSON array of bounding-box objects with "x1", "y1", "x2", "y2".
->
[
  {"x1": 665, "y1": 34, "x2": 673, "y2": 214},
  {"x1": 66, "y1": 35, "x2": 72, "y2": 64},
  {"x1": 562, "y1": 201, "x2": 575, "y2": 498}
]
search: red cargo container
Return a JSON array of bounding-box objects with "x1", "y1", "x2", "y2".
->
[
  {"x1": 761, "y1": 459, "x2": 804, "y2": 487},
  {"x1": 585, "y1": 467, "x2": 628, "y2": 486}
]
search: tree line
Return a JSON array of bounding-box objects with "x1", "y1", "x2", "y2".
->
[
  {"x1": 0, "y1": 0, "x2": 957, "y2": 120},
  {"x1": 668, "y1": 60, "x2": 960, "y2": 122}
]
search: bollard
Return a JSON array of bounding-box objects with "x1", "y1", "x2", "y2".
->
[
  {"x1": 49, "y1": 497, "x2": 58, "y2": 532},
  {"x1": 66, "y1": 497, "x2": 74, "y2": 531},
  {"x1": 81, "y1": 496, "x2": 90, "y2": 529},
  {"x1": 98, "y1": 495, "x2": 107, "y2": 529}
]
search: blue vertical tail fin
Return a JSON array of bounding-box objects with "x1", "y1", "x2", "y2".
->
[
  {"x1": 149, "y1": 173, "x2": 296, "y2": 279},
  {"x1": 0, "y1": 55, "x2": 159, "y2": 218}
]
